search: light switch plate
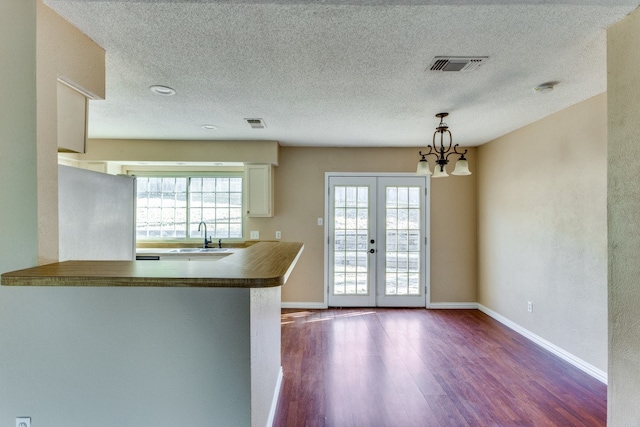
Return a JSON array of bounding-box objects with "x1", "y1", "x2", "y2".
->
[
  {"x1": 275, "y1": 231, "x2": 281, "y2": 239},
  {"x1": 250, "y1": 230, "x2": 259, "y2": 240},
  {"x1": 17, "y1": 417, "x2": 31, "y2": 427},
  {"x1": 317, "y1": 218, "x2": 323, "y2": 226}
]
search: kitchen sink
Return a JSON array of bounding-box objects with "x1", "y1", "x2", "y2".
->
[{"x1": 169, "y1": 248, "x2": 229, "y2": 253}]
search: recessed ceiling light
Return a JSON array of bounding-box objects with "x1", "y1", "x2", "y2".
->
[
  {"x1": 201, "y1": 124, "x2": 218, "y2": 130},
  {"x1": 149, "y1": 85, "x2": 176, "y2": 96}
]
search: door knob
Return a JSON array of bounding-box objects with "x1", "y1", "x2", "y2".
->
[
  {"x1": 370, "y1": 239, "x2": 375, "y2": 244},
  {"x1": 369, "y1": 249, "x2": 375, "y2": 253}
]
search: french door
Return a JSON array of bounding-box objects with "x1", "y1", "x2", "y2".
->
[{"x1": 327, "y1": 175, "x2": 429, "y2": 307}]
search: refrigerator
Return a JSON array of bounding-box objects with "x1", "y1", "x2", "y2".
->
[{"x1": 58, "y1": 165, "x2": 136, "y2": 261}]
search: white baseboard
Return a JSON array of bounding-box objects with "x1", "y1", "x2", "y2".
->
[
  {"x1": 428, "y1": 302, "x2": 479, "y2": 309},
  {"x1": 477, "y1": 304, "x2": 607, "y2": 384},
  {"x1": 281, "y1": 302, "x2": 328, "y2": 309},
  {"x1": 267, "y1": 367, "x2": 284, "y2": 427}
]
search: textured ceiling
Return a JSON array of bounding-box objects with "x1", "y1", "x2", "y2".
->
[{"x1": 45, "y1": 0, "x2": 639, "y2": 147}]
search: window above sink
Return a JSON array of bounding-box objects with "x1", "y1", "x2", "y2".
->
[{"x1": 133, "y1": 173, "x2": 243, "y2": 242}]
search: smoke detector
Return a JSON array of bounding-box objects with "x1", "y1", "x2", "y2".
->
[
  {"x1": 245, "y1": 118, "x2": 266, "y2": 129},
  {"x1": 428, "y1": 56, "x2": 488, "y2": 72}
]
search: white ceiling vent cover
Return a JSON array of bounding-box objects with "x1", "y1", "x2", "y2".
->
[
  {"x1": 429, "y1": 56, "x2": 488, "y2": 72},
  {"x1": 245, "y1": 118, "x2": 266, "y2": 129}
]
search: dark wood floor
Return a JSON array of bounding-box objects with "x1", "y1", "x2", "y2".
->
[{"x1": 274, "y1": 308, "x2": 606, "y2": 427}]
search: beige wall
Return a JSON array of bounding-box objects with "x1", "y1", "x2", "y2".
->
[
  {"x1": 0, "y1": 0, "x2": 38, "y2": 274},
  {"x1": 477, "y1": 94, "x2": 608, "y2": 372},
  {"x1": 78, "y1": 139, "x2": 280, "y2": 165},
  {"x1": 36, "y1": 0, "x2": 105, "y2": 264},
  {"x1": 247, "y1": 146, "x2": 478, "y2": 305},
  {"x1": 607, "y1": 8, "x2": 640, "y2": 425}
]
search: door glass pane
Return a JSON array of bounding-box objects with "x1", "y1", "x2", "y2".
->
[
  {"x1": 385, "y1": 186, "x2": 421, "y2": 296},
  {"x1": 333, "y1": 186, "x2": 369, "y2": 295}
]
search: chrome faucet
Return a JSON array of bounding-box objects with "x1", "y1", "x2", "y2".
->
[{"x1": 197, "y1": 221, "x2": 212, "y2": 248}]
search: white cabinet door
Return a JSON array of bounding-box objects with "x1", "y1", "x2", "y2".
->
[
  {"x1": 57, "y1": 82, "x2": 87, "y2": 153},
  {"x1": 245, "y1": 164, "x2": 273, "y2": 217}
]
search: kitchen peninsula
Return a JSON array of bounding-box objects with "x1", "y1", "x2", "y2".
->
[{"x1": 1, "y1": 241, "x2": 303, "y2": 427}]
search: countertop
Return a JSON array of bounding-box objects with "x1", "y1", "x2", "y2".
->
[{"x1": 1, "y1": 241, "x2": 303, "y2": 288}]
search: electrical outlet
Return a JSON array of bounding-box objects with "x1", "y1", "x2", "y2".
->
[
  {"x1": 275, "y1": 231, "x2": 281, "y2": 239},
  {"x1": 527, "y1": 301, "x2": 533, "y2": 313},
  {"x1": 317, "y1": 218, "x2": 323, "y2": 226},
  {"x1": 250, "y1": 230, "x2": 259, "y2": 240},
  {"x1": 16, "y1": 417, "x2": 31, "y2": 427}
]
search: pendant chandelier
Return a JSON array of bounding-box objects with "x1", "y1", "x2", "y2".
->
[{"x1": 416, "y1": 112, "x2": 471, "y2": 178}]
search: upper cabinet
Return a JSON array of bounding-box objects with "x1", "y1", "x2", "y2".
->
[
  {"x1": 245, "y1": 164, "x2": 273, "y2": 217},
  {"x1": 57, "y1": 82, "x2": 87, "y2": 153}
]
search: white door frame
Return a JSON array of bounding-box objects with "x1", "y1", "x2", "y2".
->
[{"x1": 323, "y1": 172, "x2": 431, "y2": 308}]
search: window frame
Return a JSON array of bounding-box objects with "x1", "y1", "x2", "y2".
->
[{"x1": 130, "y1": 170, "x2": 244, "y2": 243}]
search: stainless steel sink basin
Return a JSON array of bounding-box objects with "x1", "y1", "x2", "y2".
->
[{"x1": 169, "y1": 248, "x2": 229, "y2": 253}]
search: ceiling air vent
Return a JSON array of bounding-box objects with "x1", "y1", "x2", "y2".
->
[
  {"x1": 428, "y1": 56, "x2": 488, "y2": 72},
  {"x1": 245, "y1": 118, "x2": 266, "y2": 129}
]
